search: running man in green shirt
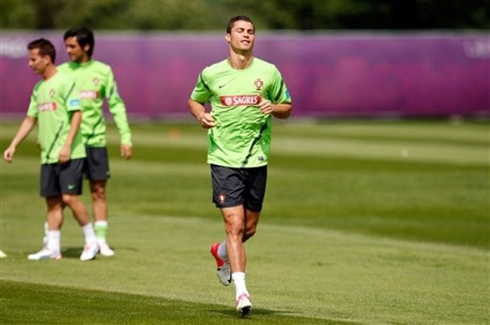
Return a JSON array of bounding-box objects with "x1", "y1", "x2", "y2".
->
[
  {"x1": 56, "y1": 27, "x2": 133, "y2": 256},
  {"x1": 3, "y1": 38, "x2": 99, "y2": 261},
  {"x1": 188, "y1": 15, "x2": 292, "y2": 316}
]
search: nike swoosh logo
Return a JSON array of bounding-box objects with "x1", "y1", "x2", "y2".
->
[
  {"x1": 217, "y1": 76, "x2": 239, "y2": 90},
  {"x1": 68, "y1": 184, "x2": 75, "y2": 190}
]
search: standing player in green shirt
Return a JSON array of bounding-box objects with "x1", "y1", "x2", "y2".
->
[
  {"x1": 56, "y1": 27, "x2": 133, "y2": 257},
  {"x1": 3, "y1": 38, "x2": 99, "y2": 261},
  {"x1": 188, "y1": 15, "x2": 292, "y2": 316}
]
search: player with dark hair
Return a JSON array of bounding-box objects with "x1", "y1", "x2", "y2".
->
[
  {"x1": 188, "y1": 15, "x2": 292, "y2": 316},
  {"x1": 54, "y1": 27, "x2": 133, "y2": 256},
  {"x1": 4, "y1": 38, "x2": 99, "y2": 261},
  {"x1": 64, "y1": 27, "x2": 95, "y2": 57}
]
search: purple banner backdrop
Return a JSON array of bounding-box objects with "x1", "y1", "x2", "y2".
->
[{"x1": 1, "y1": 31, "x2": 489, "y2": 118}]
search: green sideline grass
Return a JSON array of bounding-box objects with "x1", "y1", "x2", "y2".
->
[{"x1": 0, "y1": 120, "x2": 488, "y2": 323}]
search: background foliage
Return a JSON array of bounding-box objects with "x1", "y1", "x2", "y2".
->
[{"x1": 1, "y1": 0, "x2": 489, "y2": 30}]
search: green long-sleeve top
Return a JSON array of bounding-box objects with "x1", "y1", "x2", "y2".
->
[{"x1": 58, "y1": 59, "x2": 132, "y2": 147}]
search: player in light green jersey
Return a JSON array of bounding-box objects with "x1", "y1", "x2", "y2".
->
[
  {"x1": 188, "y1": 15, "x2": 292, "y2": 317},
  {"x1": 56, "y1": 27, "x2": 133, "y2": 257},
  {"x1": 3, "y1": 39, "x2": 99, "y2": 261}
]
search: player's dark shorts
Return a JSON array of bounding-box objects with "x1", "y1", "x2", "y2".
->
[
  {"x1": 85, "y1": 146, "x2": 111, "y2": 181},
  {"x1": 211, "y1": 164, "x2": 268, "y2": 212},
  {"x1": 40, "y1": 159, "x2": 85, "y2": 197}
]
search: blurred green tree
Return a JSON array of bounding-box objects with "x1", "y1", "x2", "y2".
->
[
  {"x1": 0, "y1": 0, "x2": 488, "y2": 30},
  {"x1": 227, "y1": 0, "x2": 490, "y2": 29}
]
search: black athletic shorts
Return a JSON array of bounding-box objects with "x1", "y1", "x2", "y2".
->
[
  {"x1": 211, "y1": 164, "x2": 267, "y2": 212},
  {"x1": 85, "y1": 146, "x2": 111, "y2": 181},
  {"x1": 40, "y1": 158, "x2": 85, "y2": 197}
]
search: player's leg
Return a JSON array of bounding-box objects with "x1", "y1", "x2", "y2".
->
[
  {"x1": 222, "y1": 205, "x2": 247, "y2": 274},
  {"x1": 212, "y1": 207, "x2": 259, "y2": 265},
  {"x1": 243, "y1": 209, "x2": 260, "y2": 243},
  {"x1": 60, "y1": 158, "x2": 99, "y2": 261},
  {"x1": 28, "y1": 196, "x2": 64, "y2": 260},
  {"x1": 221, "y1": 205, "x2": 252, "y2": 316},
  {"x1": 210, "y1": 165, "x2": 243, "y2": 286},
  {"x1": 29, "y1": 164, "x2": 63, "y2": 260},
  {"x1": 211, "y1": 207, "x2": 258, "y2": 287},
  {"x1": 233, "y1": 166, "x2": 267, "y2": 316},
  {"x1": 242, "y1": 165, "x2": 266, "y2": 244},
  {"x1": 90, "y1": 179, "x2": 107, "y2": 225},
  {"x1": 89, "y1": 179, "x2": 114, "y2": 255},
  {"x1": 86, "y1": 146, "x2": 114, "y2": 256},
  {"x1": 210, "y1": 165, "x2": 252, "y2": 316}
]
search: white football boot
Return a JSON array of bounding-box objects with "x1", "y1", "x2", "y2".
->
[
  {"x1": 236, "y1": 293, "x2": 252, "y2": 317},
  {"x1": 80, "y1": 241, "x2": 99, "y2": 261},
  {"x1": 98, "y1": 241, "x2": 115, "y2": 257},
  {"x1": 28, "y1": 247, "x2": 61, "y2": 260}
]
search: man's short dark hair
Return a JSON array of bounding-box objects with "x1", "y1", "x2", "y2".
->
[
  {"x1": 27, "y1": 38, "x2": 56, "y2": 63},
  {"x1": 226, "y1": 15, "x2": 255, "y2": 34},
  {"x1": 64, "y1": 27, "x2": 95, "y2": 57}
]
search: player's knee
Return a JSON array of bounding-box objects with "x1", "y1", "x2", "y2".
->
[
  {"x1": 243, "y1": 226, "x2": 257, "y2": 242},
  {"x1": 225, "y1": 221, "x2": 245, "y2": 238},
  {"x1": 61, "y1": 194, "x2": 78, "y2": 207},
  {"x1": 45, "y1": 196, "x2": 63, "y2": 209},
  {"x1": 91, "y1": 187, "x2": 106, "y2": 201}
]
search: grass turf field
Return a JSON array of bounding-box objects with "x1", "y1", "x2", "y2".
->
[{"x1": 0, "y1": 119, "x2": 488, "y2": 324}]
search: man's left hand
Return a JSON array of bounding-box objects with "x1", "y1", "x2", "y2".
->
[{"x1": 121, "y1": 144, "x2": 133, "y2": 160}]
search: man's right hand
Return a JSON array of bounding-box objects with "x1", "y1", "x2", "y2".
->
[
  {"x1": 3, "y1": 146, "x2": 15, "y2": 163},
  {"x1": 198, "y1": 112, "x2": 216, "y2": 129}
]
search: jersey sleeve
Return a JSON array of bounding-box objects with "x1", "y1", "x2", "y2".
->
[
  {"x1": 26, "y1": 91, "x2": 39, "y2": 118},
  {"x1": 268, "y1": 66, "x2": 292, "y2": 104},
  {"x1": 190, "y1": 70, "x2": 212, "y2": 104},
  {"x1": 105, "y1": 67, "x2": 132, "y2": 146}
]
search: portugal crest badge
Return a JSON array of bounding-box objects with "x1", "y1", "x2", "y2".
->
[
  {"x1": 219, "y1": 194, "x2": 226, "y2": 204},
  {"x1": 254, "y1": 78, "x2": 263, "y2": 90}
]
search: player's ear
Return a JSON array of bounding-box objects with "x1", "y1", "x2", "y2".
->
[
  {"x1": 83, "y1": 44, "x2": 90, "y2": 53},
  {"x1": 225, "y1": 33, "x2": 231, "y2": 43},
  {"x1": 43, "y1": 54, "x2": 51, "y2": 65}
]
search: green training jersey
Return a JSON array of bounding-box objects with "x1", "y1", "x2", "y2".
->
[
  {"x1": 27, "y1": 71, "x2": 85, "y2": 164},
  {"x1": 190, "y1": 58, "x2": 291, "y2": 168},
  {"x1": 58, "y1": 60, "x2": 132, "y2": 147}
]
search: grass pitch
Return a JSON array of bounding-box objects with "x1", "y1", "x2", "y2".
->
[{"x1": 0, "y1": 119, "x2": 488, "y2": 324}]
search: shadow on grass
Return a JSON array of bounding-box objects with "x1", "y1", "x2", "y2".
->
[
  {"x1": 209, "y1": 307, "x2": 358, "y2": 324},
  {"x1": 62, "y1": 246, "x2": 136, "y2": 259},
  {"x1": 21, "y1": 247, "x2": 85, "y2": 260},
  {"x1": 61, "y1": 246, "x2": 84, "y2": 258},
  {"x1": 1, "y1": 279, "x2": 354, "y2": 324}
]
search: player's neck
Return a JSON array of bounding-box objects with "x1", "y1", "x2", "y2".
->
[
  {"x1": 228, "y1": 51, "x2": 253, "y2": 70},
  {"x1": 80, "y1": 55, "x2": 91, "y2": 63},
  {"x1": 42, "y1": 65, "x2": 57, "y2": 80},
  {"x1": 74, "y1": 54, "x2": 92, "y2": 64}
]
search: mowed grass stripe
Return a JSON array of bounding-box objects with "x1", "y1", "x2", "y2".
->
[
  {"x1": 2, "y1": 139, "x2": 487, "y2": 250},
  {"x1": 275, "y1": 120, "x2": 489, "y2": 144},
  {"x1": 1, "y1": 120, "x2": 487, "y2": 167},
  {"x1": 1, "y1": 119, "x2": 488, "y2": 144},
  {"x1": 78, "y1": 121, "x2": 490, "y2": 168},
  {"x1": 270, "y1": 137, "x2": 487, "y2": 165},
  {"x1": 119, "y1": 124, "x2": 488, "y2": 166},
  {"x1": 1, "y1": 216, "x2": 487, "y2": 323}
]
